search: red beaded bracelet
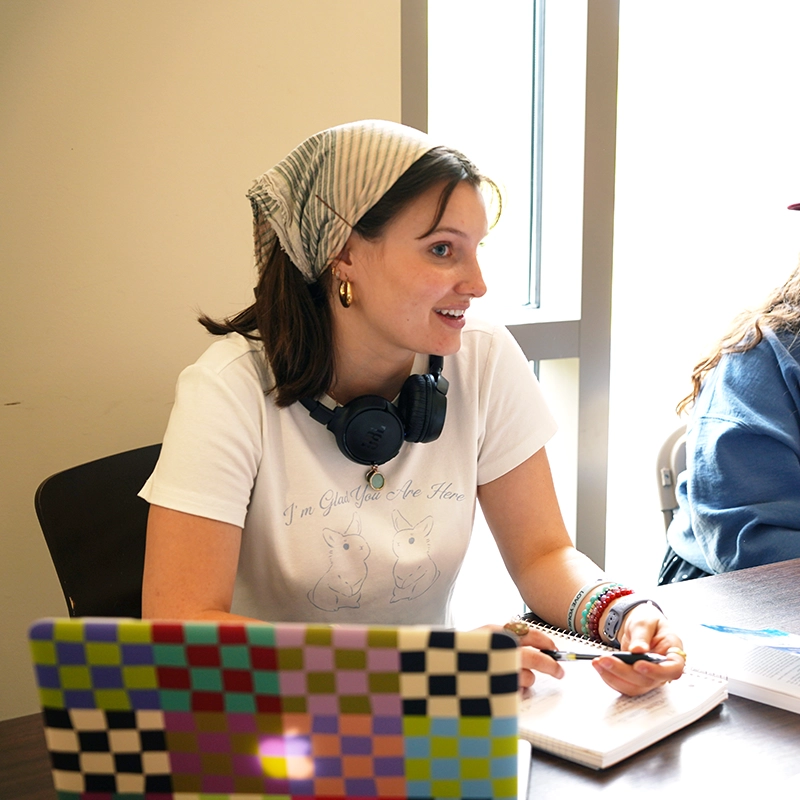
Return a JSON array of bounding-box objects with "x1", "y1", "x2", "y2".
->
[
  {"x1": 580, "y1": 584, "x2": 624, "y2": 637},
  {"x1": 583, "y1": 586, "x2": 634, "y2": 641}
]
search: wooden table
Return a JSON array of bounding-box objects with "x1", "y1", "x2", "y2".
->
[
  {"x1": 0, "y1": 712, "x2": 54, "y2": 800},
  {"x1": 3, "y1": 560, "x2": 800, "y2": 797}
]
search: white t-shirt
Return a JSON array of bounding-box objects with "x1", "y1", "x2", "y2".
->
[{"x1": 140, "y1": 318, "x2": 557, "y2": 625}]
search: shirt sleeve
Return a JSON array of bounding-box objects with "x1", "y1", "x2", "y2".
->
[
  {"x1": 139, "y1": 344, "x2": 265, "y2": 528},
  {"x1": 475, "y1": 325, "x2": 558, "y2": 485}
]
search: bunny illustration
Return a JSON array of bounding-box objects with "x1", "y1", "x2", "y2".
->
[
  {"x1": 308, "y1": 513, "x2": 371, "y2": 612},
  {"x1": 390, "y1": 509, "x2": 439, "y2": 603}
]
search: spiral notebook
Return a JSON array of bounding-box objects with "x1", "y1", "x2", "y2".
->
[
  {"x1": 28, "y1": 618, "x2": 525, "y2": 799},
  {"x1": 517, "y1": 620, "x2": 728, "y2": 769}
]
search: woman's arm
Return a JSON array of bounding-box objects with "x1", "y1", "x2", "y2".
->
[
  {"x1": 141, "y1": 504, "x2": 258, "y2": 621},
  {"x1": 682, "y1": 338, "x2": 800, "y2": 571},
  {"x1": 477, "y1": 447, "x2": 606, "y2": 624},
  {"x1": 687, "y1": 417, "x2": 800, "y2": 571},
  {"x1": 478, "y1": 447, "x2": 685, "y2": 695}
]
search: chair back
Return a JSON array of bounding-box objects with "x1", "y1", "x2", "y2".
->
[
  {"x1": 656, "y1": 426, "x2": 687, "y2": 533},
  {"x1": 34, "y1": 444, "x2": 161, "y2": 618}
]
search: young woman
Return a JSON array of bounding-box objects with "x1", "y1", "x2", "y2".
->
[
  {"x1": 142, "y1": 119, "x2": 685, "y2": 696},
  {"x1": 661, "y1": 209, "x2": 800, "y2": 584}
]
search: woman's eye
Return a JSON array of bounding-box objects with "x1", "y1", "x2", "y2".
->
[{"x1": 431, "y1": 243, "x2": 451, "y2": 257}]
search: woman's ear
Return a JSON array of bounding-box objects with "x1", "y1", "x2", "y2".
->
[
  {"x1": 333, "y1": 242, "x2": 354, "y2": 268},
  {"x1": 333, "y1": 230, "x2": 372, "y2": 281}
]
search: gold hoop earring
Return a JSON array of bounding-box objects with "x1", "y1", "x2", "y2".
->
[{"x1": 338, "y1": 279, "x2": 353, "y2": 308}]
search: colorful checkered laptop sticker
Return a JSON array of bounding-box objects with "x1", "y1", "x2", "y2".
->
[{"x1": 29, "y1": 618, "x2": 520, "y2": 799}]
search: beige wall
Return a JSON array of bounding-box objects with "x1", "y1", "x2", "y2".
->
[{"x1": 0, "y1": 0, "x2": 402, "y2": 721}]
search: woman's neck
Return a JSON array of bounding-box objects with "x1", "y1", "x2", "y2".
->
[{"x1": 328, "y1": 348, "x2": 416, "y2": 405}]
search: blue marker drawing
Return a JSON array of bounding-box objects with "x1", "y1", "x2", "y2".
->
[{"x1": 702, "y1": 624, "x2": 800, "y2": 655}]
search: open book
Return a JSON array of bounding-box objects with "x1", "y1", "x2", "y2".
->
[
  {"x1": 518, "y1": 622, "x2": 728, "y2": 769},
  {"x1": 683, "y1": 624, "x2": 800, "y2": 714}
]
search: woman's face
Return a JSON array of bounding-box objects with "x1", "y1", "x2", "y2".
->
[{"x1": 338, "y1": 180, "x2": 489, "y2": 362}]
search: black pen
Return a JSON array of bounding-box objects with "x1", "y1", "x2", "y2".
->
[{"x1": 541, "y1": 650, "x2": 667, "y2": 664}]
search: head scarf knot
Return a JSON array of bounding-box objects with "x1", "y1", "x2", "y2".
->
[{"x1": 246, "y1": 120, "x2": 436, "y2": 282}]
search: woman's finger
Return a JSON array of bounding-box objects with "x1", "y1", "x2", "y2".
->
[
  {"x1": 592, "y1": 652, "x2": 684, "y2": 696},
  {"x1": 518, "y1": 644, "x2": 564, "y2": 681}
]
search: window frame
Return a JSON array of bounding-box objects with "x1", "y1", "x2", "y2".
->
[{"x1": 402, "y1": 0, "x2": 619, "y2": 567}]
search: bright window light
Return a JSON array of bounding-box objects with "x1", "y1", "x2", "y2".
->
[{"x1": 429, "y1": 1, "x2": 587, "y2": 627}]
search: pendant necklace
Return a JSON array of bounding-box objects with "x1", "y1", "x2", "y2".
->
[{"x1": 366, "y1": 464, "x2": 385, "y2": 491}]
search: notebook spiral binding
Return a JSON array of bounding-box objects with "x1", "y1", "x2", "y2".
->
[
  {"x1": 519, "y1": 614, "x2": 613, "y2": 651},
  {"x1": 518, "y1": 612, "x2": 727, "y2": 682}
]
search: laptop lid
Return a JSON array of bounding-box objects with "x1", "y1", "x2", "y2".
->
[{"x1": 29, "y1": 618, "x2": 521, "y2": 799}]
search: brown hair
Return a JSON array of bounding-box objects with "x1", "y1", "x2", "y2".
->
[
  {"x1": 198, "y1": 146, "x2": 501, "y2": 407},
  {"x1": 677, "y1": 260, "x2": 800, "y2": 414}
]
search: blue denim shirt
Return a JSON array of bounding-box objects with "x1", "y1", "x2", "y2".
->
[{"x1": 667, "y1": 327, "x2": 800, "y2": 573}]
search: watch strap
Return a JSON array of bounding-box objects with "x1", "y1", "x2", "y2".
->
[{"x1": 602, "y1": 596, "x2": 663, "y2": 648}]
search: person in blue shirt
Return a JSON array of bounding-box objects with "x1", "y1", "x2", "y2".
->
[{"x1": 660, "y1": 201, "x2": 800, "y2": 583}]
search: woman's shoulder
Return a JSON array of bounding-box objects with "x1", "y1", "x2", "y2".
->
[
  {"x1": 192, "y1": 333, "x2": 265, "y2": 372},
  {"x1": 717, "y1": 327, "x2": 800, "y2": 383},
  {"x1": 762, "y1": 326, "x2": 800, "y2": 364},
  {"x1": 184, "y1": 333, "x2": 272, "y2": 393},
  {"x1": 459, "y1": 316, "x2": 520, "y2": 355},
  {"x1": 699, "y1": 327, "x2": 800, "y2": 420},
  {"x1": 449, "y1": 317, "x2": 535, "y2": 389}
]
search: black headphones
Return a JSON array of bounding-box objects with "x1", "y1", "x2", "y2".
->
[{"x1": 300, "y1": 356, "x2": 449, "y2": 466}]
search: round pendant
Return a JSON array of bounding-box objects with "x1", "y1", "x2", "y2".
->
[{"x1": 366, "y1": 466, "x2": 385, "y2": 490}]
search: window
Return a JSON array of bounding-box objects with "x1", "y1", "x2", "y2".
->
[
  {"x1": 421, "y1": 1, "x2": 595, "y2": 626},
  {"x1": 427, "y1": 0, "x2": 536, "y2": 317},
  {"x1": 426, "y1": 1, "x2": 586, "y2": 324},
  {"x1": 417, "y1": 1, "x2": 800, "y2": 604},
  {"x1": 607, "y1": 0, "x2": 800, "y2": 584}
]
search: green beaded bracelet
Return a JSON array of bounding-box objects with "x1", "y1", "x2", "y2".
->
[{"x1": 581, "y1": 585, "x2": 635, "y2": 640}]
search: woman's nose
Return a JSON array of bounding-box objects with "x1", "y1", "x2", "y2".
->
[{"x1": 459, "y1": 256, "x2": 487, "y2": 298}]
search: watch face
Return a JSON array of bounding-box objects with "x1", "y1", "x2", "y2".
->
[{"x1": 604, "y1": 608, "x2": 621, "y2": 639}]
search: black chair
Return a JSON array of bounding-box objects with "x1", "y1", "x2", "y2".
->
[{"x1": 34, "y1": 443, "x2": 161, "y2": 618}]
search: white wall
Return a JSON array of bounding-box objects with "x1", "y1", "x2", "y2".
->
[
  {"x1": 607, "y1": 0, "x2": 800, "y2": 587},
  {"x1": 7, "y1": 0, "x2": 798, "y2": 722},
  {"x1": 0, "y1": 0, "x2": 401, "y2": 721}
]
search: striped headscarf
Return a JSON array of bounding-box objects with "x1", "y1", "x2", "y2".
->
[{"x1": 246, "y1": 120, "x2": 436, "y2": 283}]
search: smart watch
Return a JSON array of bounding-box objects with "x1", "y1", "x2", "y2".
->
[{"x1": 602, "y1": 596, "x2": 663, "y2": 648}]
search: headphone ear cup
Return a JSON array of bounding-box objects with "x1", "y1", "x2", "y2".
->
[
  {"x1": 399, "y1": 374, "x2": 446, "y2": 443},
  {"x1": 399, "y1": 375, "x2": 431, "y2": 442},
  {"x1": 328, "y1": 395, "x2": 406, "y2": 465}
]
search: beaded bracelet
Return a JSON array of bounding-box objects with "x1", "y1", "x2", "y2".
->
[
  {"x1": 586, "y1": 587, "x2": 635, "y2": 641},
  {"x1": 580, "y1": 584, "x2": 622, "y2": 638},
  {"x1": 579, "y1": 584, "x2": 620, "y2": 637},
  {"x1": 581, "y1": 585, "x2": 635, "y2": 640},
  {"x1": 567, "y1": 580, "x2": 618, "y2": 633}
]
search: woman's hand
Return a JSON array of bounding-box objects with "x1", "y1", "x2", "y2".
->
[
  {"x1": 591, "y1": 603, "x2": 686, "y2": 696},
  {"x1": 501, "y1": 622, "x2": 566, "y2": 688}
]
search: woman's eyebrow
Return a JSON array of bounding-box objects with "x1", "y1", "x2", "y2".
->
[{"x1": 417, "y1": 225, "x2": 486, "y2": 240}]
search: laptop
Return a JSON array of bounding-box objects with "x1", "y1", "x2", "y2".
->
[{"x1": 28, "y1": 618, "x2": 527, "y2": 799}]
